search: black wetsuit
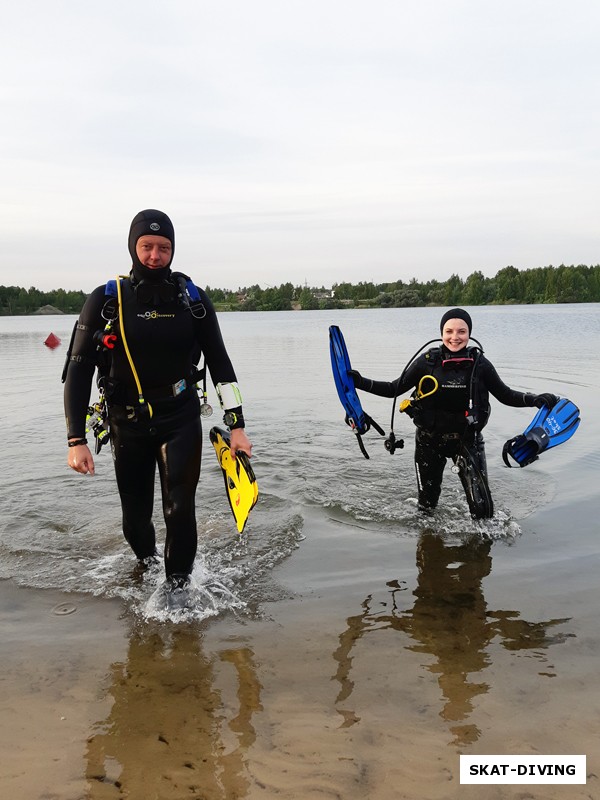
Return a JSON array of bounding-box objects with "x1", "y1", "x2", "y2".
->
[
  {"x1": 354, "y1": 346, "x2": 537, "y2": 518},
  {"x1": 63, "y1": 274, "x2": 242, "y2": 576}
]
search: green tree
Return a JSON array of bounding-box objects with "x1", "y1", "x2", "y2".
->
[
  {"x1": 354, "y1": 281, "x2": 377, "y2": 300},
  {"x1": 443, "y1": 274, "x2": 464, "y2": 305},
  {"x1": 495, "y1": 266, "x2": 523, "y2": 303},
  {"x1": 543, "y1": 267, "x2": 558, "y2": 303},
  {"x1": 392, "y1": 288, "x2": 421, "y2": 307},
  {"x1": 279, "y1": 282, "x2": 294, "y2": 301},
  {"x1": 206, "y1": 285, "x2": 225, "y2": 302},
  {"x1": 331, "y1": 282, "x2": 353, "y2": 299},
  {"x1": 463, "y1": 271, "x2": 488, "y2": 305},
  {"x1": 299, "y1": 286, "x2": 318, "y2": 310}
]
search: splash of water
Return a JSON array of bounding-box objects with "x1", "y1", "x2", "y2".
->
[{"x1": 144, "y1": 571, "x2": 246, "y2": 623}]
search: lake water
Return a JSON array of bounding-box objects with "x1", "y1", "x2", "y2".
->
[{"x1": 1, "y1": 304, "x2": 598, "y2": 799}]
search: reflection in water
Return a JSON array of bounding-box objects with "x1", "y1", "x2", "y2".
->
[
  {"x1": 85, "y1": 627, "x2": 262, "y2": 799},
  {"x1": 333, "y1": 530, "x2": 574, "y2": 746}
]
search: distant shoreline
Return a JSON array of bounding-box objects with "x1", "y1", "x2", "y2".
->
[
  {"x1": 2, "y1": 263, "x2": 599, "y2": 314},
  {"x1": 2, "y1": 298, "x2": 600, "y2": 317}
]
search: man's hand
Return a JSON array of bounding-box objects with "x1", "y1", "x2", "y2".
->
[
  {"x1": 67, "y1": 443, "x2": 96, "y2": 476},
  {"x1": 229, "y1": 428, "x2": 252, "y2": 459}
]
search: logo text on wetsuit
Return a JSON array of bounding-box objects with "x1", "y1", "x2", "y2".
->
[
  {"x1": 137, "y1": 310, "x2": 176, "y2": 320},
  {"x1": 441, "y1": 377, "x2": 467, "y2": 389}
]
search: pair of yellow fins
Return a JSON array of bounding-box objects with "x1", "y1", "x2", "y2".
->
[{"x1": 209, "y1": 427, "x2": 258, "y2": 534}]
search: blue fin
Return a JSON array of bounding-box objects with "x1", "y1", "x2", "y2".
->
[
  {"x1": 502, "y1": 398, "x2": 580, "y2": 467},
  {"x1": 329, "y1": 325, "x2": 367, "y2": 433},
  {"x1": 542, "y1": 399, "x2": 581, "y2": 449},
  {"x1": 522, "y1": 403, "x2": 551, "y2": 435},
  {"x1": 329, "y1": 325, "x2": 384, "y2": 458}
]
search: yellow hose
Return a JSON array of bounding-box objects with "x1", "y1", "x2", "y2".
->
[{"x1": 116, "y1": 276, "x2": 153, "y2": 418}]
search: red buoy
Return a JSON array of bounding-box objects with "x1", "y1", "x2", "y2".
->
[{"x1": 44, "y1": 332, "x2": 61, "y2": 349}]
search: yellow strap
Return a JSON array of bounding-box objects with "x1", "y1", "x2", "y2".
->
[
  {"x1": 399, "y1": 374, "x2": 439, "y2": 412},
  {"x1": 116, "y1": 275, "x2": 153, "y2": 418},
  {"x1": 416, "y1": 374, "x2": 438, "y2": 400}
]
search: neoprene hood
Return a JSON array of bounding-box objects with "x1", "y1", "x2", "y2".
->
[
  {"x1": 128, "y1": 209, "x2": 175, "y2": 282},
  {"x1": 440, "y1": 307, "x2": 472, "y2": 335}
]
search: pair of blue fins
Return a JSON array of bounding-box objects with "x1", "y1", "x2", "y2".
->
[
  {"x1": 329, "y1": 324, "x2": 581, "y2": 467},
  {"x1": 501, "y1": 397, "x2": 580, "y2": 468}
]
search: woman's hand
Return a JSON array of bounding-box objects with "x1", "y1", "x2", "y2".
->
[
  {"x1": 229, "y1": 428, "x2": 252, "y2": 459},
  {"x1": 533, "y1": 393, "x2": 560, "y2": 409},
  {"x1": 67, "y1": 443, "x2": 96, "y2": 476},
  {"x1": 348, "y1": 369, "x2": 368, "y2": 390}
]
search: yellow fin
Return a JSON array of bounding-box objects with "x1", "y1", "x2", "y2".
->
[{"x1": 209, "y1": 427, "x2": 258, "y2": 534}]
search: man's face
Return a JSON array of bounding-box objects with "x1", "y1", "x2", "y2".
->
[{"x1": 135, "y1": 235, "x2": 172, "y2": 269}]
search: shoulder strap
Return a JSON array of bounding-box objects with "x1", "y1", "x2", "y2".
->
[
  {"x1": 185, "y1": 278, "x2": 201, "y2": 302},
  {"x1": 172, "y1": 271, "x2": 201, "y2": 302},
  {"x1": 423, "y1": 346, "x2": 442, "y2": 364}
]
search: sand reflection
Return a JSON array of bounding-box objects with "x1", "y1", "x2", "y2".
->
[
  {"x1": 333, "y1": 530, "x2": 574, "y2": 746},
  {"x1": 85, "y1": 627, "x2": 262, "y2": 799}
]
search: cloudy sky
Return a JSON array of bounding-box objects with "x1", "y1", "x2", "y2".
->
[{"x1": 1, "y1": 0, "x2": 599, "y2": 292}]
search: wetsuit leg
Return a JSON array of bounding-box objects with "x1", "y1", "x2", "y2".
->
[
  {"x1": 414, "y1": 429, "x2": 447, "y2": 511},
  {"x1": 456, "y1": 433, "x2": 494, "y2": 519},
  {"x1": 109, "y1": 412, "x2": 158, "y2": 561},
  {"x1": 109, "y1": 394, "x2": 203, "y2": 574},
  {"x1": 156, "y1": 412, "x2": 202, "y2": 578}
]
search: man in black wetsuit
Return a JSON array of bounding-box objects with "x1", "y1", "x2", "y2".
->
[
  {"x1": 63, "y1": 209, "x2": 252, "y2": 587},
  {"x1": 349, "y1": 308, "x2": 558, "y2": 519}
]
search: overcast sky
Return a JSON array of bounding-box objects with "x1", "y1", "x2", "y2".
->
[{"x1": 1, "y1": 0, "x2": 599, "y2": 292}]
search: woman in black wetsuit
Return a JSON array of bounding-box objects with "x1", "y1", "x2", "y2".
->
[
  {"x1": 349, "y1": 308, "x2": 558, "y2": 519},
  {"x1": 63, "y1": 209, "x2": 252, "y2": 586}
]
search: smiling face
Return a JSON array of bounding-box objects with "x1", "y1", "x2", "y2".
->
[
  {"x1": 442, "y1": 318, "x2": 470, "y2": 352},
  {"x1": 135, "y1": 235, "x2": 173, "y2": 269}
]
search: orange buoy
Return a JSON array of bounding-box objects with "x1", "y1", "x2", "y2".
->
[{"x1": 44, "y1": 332, "x2": 61, "y2": 349}]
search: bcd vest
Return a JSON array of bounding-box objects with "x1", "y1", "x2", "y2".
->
[{"x1": 410, "y1": 346, "x2": 489, "y2": 434}]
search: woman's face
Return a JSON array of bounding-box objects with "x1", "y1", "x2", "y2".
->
[{"x1": 442, "y1": 318, "x2": 470, "y2": 352}]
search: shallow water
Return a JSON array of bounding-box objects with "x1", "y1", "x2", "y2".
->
[
  {"x1": 1, "y1": 305, "x2": 594, "y2": 607},
  {"x1": 1, "y1": 305, "x2": 598, "y2": 798}
]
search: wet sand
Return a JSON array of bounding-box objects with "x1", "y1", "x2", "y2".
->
[{"x1": 2, "y1": 501, "x2": 599, "y2": 800}]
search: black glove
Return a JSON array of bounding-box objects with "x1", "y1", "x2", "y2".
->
[
  {"x1": 533, "y1": 393, "x2": 560, "y2": 409},
  {"x1": 348, "y1": 369, "x2": 366, "y2": 390}
]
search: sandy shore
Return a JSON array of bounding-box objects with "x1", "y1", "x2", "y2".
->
[
  {"x1": 1, "y1": 582, "x2": 128, "y2": 799},
  {"x1": 2, "y1": 525, "x2": 598, "y2": 800}
]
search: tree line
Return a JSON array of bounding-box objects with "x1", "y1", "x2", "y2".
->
[
  {"x1": 1, "y1": 263, "x2": 599, "y2": 315},
  {"x1": 208, "y1": 263, "x2": 600, "y2": 311},
  {"x1": 0, "y1": 285, "x2": 87, "y2": 315}
]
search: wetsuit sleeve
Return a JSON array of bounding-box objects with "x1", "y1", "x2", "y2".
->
[
  {"x1": 63, "y1": 286, "x2": 106, "y2": 439},
  {"x1": 479, "y1": 358, "x2": 535, "y2": 407},
  {"x1": 194, "y1": 289, "x2": 246, "y2": 427},
  {"x1": 194, "y1": 289, "x2": 238, "y2": 384},
  {"x1": 352, "y1": 358, "x2": 422, "y2": 398}
]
